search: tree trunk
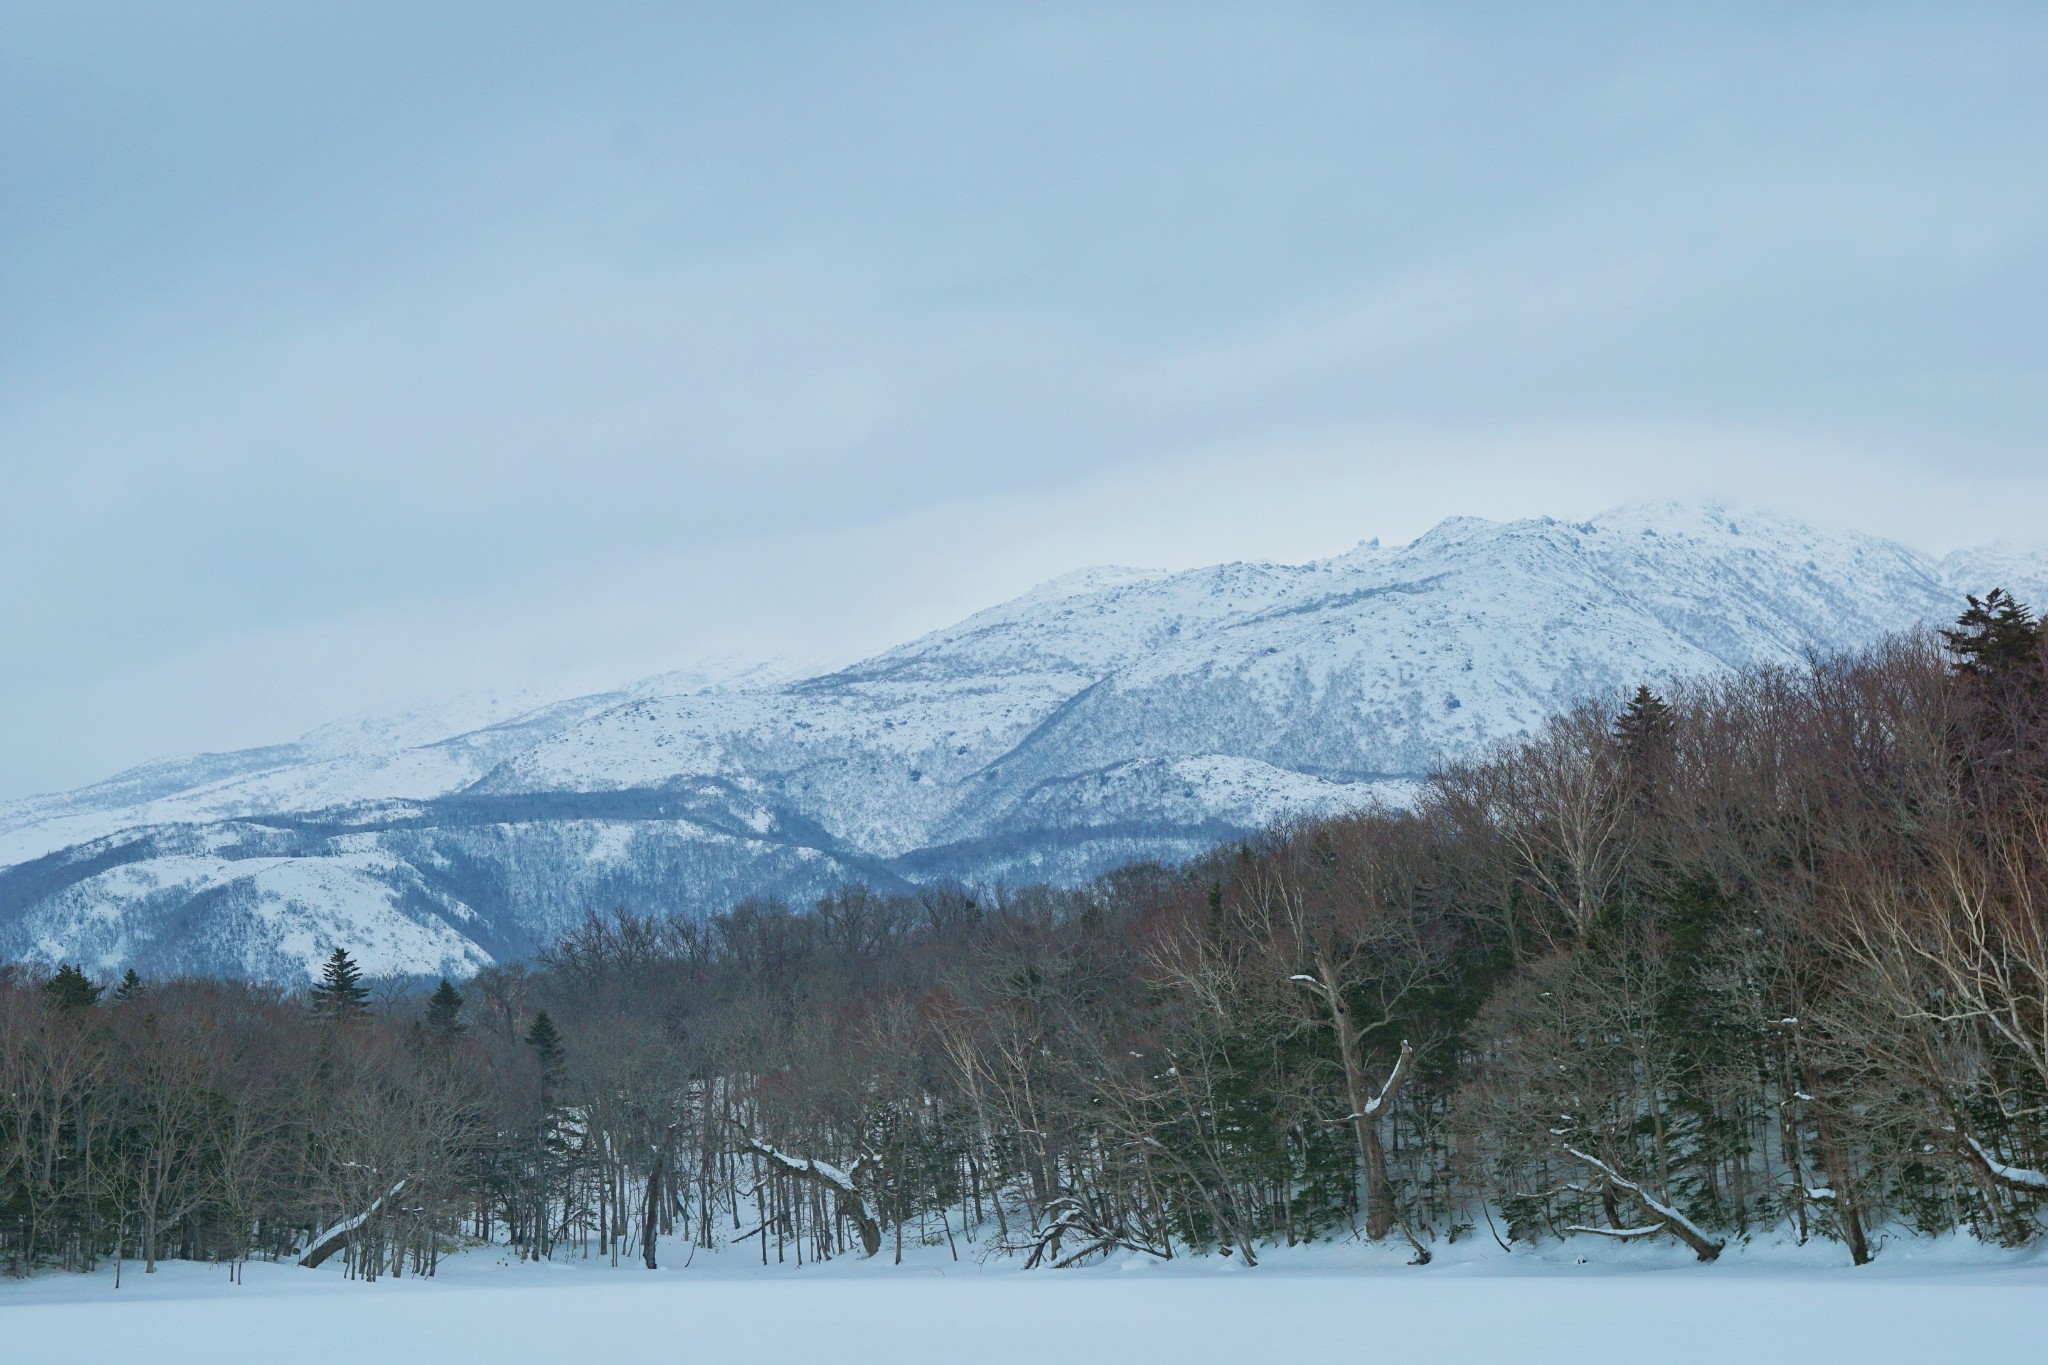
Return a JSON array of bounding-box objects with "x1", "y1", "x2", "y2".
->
[
  {"x1": 1357, "y1": 1120, "x2": 1397, "y2": 1242},
  {"x1": 742, "y1": 1133, "x2": 883, "y2": 1258},
  {"x1": 1306, "y1": 956, "x2": 1414, "y2": 1241},
  {"x1": 1815, "y1": 1119, "x2": 1871, "y2": 1266},
  {"x1": 1563, "y1": 1149, "x2": 1723, "y2": 1262},
  {"x1": 301, "y1": 1181, "x2": 408, "y2": 1270},
  {"x1": 643, "y1": 1121, "x2": 677, "y2": 1270},
  {"x1": 641, "y1": 1158, "x2": 663, "y2": 1269}
]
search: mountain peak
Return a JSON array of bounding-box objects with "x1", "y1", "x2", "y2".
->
[
  {"x1": 4, "y1": 503, "x2": 2043, "y2": 982},
  {"x1": 1013, "y1": 564, "x2": 1173, "y2": 604},
  {"x1": 1405, "y1": 513, "x2": 1510, "y2": 551}
]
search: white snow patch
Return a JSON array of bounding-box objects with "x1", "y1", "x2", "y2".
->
[{"x1": 2, "y1": 1230, "x2": 2044, "y2": 1365}]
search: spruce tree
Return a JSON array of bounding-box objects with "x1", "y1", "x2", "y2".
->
[
  {"x1": 1614, "y1": 683, "x2": 1675, "y2": 753},
  {"x1": 309, "y1": 947, "x2": 371, "y2": 1019},
  {"x1": 523, "y1": 1009, "x2": 571, "y2": 1259},
  {"x1": 526, "y1": 1010, "x2": 566, "y2": 1089},
  {"x1": 111, "y1": 968, "x2": 144, "y2": 1004},
  {"x1": 1943, "y1": 590, "x2": 2047, "y2": 807},
  {"x1": 1613, "y1": 684, "x2": 1676, "y2": 814},
  {"x1": 424, "y1": 978, "x2": 466, "y2": 1036},
  {"x1": 42, "y1": 963, "x2": 102, "y2": 1010},
  {"x1": 1942, "y1": 589, "x2": 2043, "y2": 686}
]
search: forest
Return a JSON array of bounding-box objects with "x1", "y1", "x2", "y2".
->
[{"x1": 2, "y1": 592, "x2": 2043, "y2": 1280}]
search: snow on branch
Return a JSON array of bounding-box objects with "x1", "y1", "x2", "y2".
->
[
  {"x1": 737, "y1": 1126, "x2": 883, "y2": 1257},
  {"x1": 1005, "y1": 1191, "x2": 1171, "y2": 1270},
  {"x1": 300, "y1": 1179, "x2": 407, "y2": 1269},
  {"x1": 746, "y1": 1141, "x2": 868, "y2": 1200},
  {"x1": 1562, "y1": 1148, "x2": 1724, "y2": 1262},
  {"x1": 1352, "y1": 1040, "x2": 1414, "y2": 1121},
  {"x1": 1961, "y1": 1134, "x2": 2048, "y2": 1192}
]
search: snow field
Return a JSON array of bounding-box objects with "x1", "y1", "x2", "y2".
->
[{"x1": 11, "y1": 1237, "x2": 2046, "y2": 1364}]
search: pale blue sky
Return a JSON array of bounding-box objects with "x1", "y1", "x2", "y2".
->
[{"x1": 3, "y1": 3, "x2": 2044, "y2": 798}]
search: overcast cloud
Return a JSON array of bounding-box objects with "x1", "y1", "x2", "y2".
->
[{"x1": 3, "y1": 2, "x2": 2044, "y2": 799}]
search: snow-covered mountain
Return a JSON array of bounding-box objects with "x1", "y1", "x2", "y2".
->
[{"x1": 4, "y1": 501, "x2": 2041, "y2": 982}]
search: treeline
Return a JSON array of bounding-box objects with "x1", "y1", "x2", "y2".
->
[{"x1": 3, "y1": 593, "x2": 2044, "y2": 1278}]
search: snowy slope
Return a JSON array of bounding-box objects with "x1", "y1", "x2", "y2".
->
[{"x1": 3, "y1": 501, "x2": 2041, "y2": 981}]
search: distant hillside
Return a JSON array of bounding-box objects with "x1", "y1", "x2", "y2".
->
[{"x1": 3, "y1": 501, "x2": 2041, "y2": 981}]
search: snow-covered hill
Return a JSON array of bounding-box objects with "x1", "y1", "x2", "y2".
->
[{"x1": 4, "y1": 501, "x2": 2040, "y2": 981}]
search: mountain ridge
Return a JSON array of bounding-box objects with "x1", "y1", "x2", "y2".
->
[{"x1": 5, "y1": 500, "x2": 2043, "y2": 981}]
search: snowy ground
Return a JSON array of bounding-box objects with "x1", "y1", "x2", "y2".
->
[{"x1": 8, "y1": 1235, "x2": 2045, "y2": 1363}]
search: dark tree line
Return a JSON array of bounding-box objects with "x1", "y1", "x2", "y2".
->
[{"x1": 3, "y1": 594, "x2": 2044, "y2": 1277}]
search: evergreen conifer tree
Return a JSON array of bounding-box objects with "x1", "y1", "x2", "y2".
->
[
  {"x1": 42, "y1": 963, "x2": 102, "y2": 1009},
  {"x1": 522, "y1": 1009, "x2": 572, "y2": 1258},
  {"x1": 1942, "y1": 590, "x2": 2047, "y2": 805},
  {"x1": 1942, "y1": 589, "x2": 2043, "y2": 685},
  {"x1": 525, "y1": 1010, "x2": 566, "y2": 1089},
  {"x1": 1614, "y1": 683, "x2": 1675, "y2": 753},
  {"x1": 1613, "y1": 684, "x2": 1676, "y2": 814},
  {"x1": 309, "y1": 947, "x2": 371, "y2": 1019},
  {"x1": 111, "y1": 967, "x2": 144, "y2": 1004},
  {"x1": 424, "y1": 978, "x2": 467, "y2": 1035}
]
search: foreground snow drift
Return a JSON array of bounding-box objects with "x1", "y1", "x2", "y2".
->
[{"x1": 9, "y1": 1239, "x2": 2045, "y2": 1364}]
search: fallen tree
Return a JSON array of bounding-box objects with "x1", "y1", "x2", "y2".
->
[
  {"x1": 1562, "y1": 1149, "x2": 1724, "y2": 1262},
  {"x1": 739, "y1": 1131, "x2": 883, "y2": 1258},
  {"x1": 300, "y1": 1180, "x2": 407, "y2": 1270}
]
